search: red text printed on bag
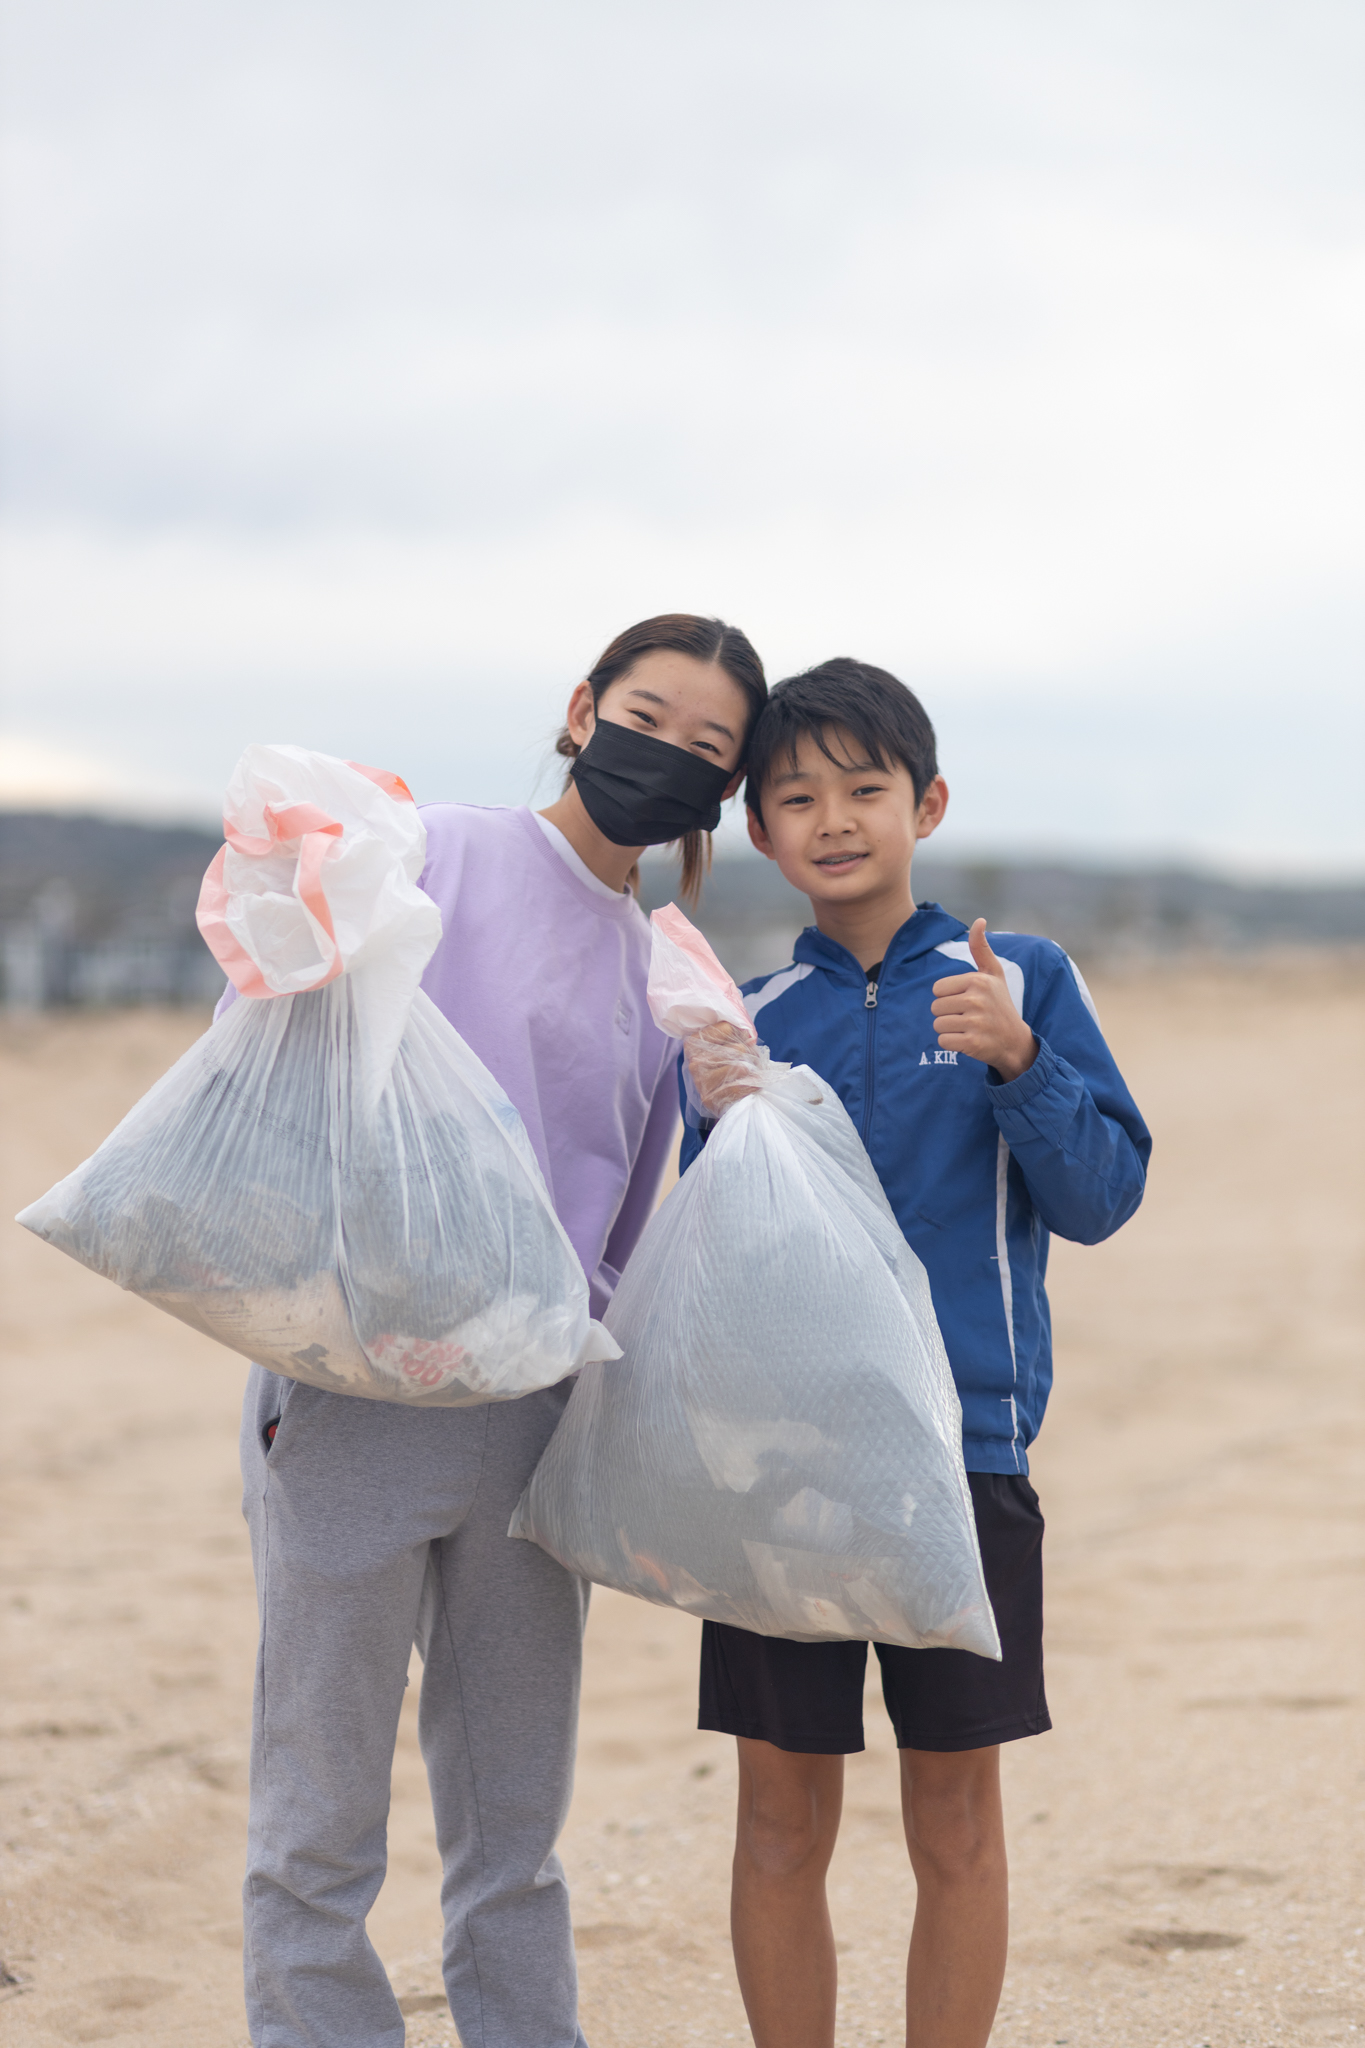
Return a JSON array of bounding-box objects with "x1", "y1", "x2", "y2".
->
[{"x1": 367, "y1": 1333, "x2": 470, "y2": 1387}]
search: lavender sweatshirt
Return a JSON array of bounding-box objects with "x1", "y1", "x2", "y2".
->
[
  {"x1": 216, "y1": 802, "x2": 679, "y2": 1319},
  {"x1": 416, "y1": 804, "x2": 678, "y2": 1316}
]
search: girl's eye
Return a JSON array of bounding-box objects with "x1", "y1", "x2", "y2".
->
[
  {"x1": 693, "y1": 740, "x2": 719, "y2": 756},
  {"x1": 631, "y1": 710, "x2": 657, "y2": 728}
]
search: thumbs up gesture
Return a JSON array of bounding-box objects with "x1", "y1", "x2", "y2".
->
[{"x1": 930, "y1": 919, "x2": 1038, "y2": 1082}]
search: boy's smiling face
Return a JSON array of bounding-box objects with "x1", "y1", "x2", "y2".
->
[{"x1": 748, "y1": 723, "x2": 948, "y2": 944}]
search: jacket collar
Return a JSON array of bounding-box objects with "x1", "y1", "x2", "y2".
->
[{"x1": 792, "y1": 902, "x2": 967, "y2": 985}]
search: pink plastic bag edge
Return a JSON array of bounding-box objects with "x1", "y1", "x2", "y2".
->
[{"x1": 647, "y1": 904, "x2": 756, "y2": 1040}]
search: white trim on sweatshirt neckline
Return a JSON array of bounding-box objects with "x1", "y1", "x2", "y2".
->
[{"x1": 531, "y1": 811, "x2": 631, "y2": 901}]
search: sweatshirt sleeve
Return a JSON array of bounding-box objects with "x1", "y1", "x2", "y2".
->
[
  {"x1": 594, "y1": 1062, "x2": 681, "y2": 1311},
  {"x1": 986, "y1": 949, "x2": 1151, "y2": 1245}
]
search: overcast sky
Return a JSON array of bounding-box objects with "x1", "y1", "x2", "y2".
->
[{"x1": 1, "y1": 0, "x2": 1361, "y2": 872}]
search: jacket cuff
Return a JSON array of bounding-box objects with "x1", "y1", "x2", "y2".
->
[{"x1": 986, "y1": 1032, "x2": 1058, "y2": 1109}]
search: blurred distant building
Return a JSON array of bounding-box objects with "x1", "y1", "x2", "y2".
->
[{"x1": 0, "y1": 813, "x2": 227, "y2": 1011}]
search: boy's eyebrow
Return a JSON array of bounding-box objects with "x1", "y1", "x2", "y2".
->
[
  {"x1": 770, "y1": 755, "x2": 880, "y2": 786},
  {"x1": 623, "y1": 687, "x2": 737, "y2": 743}
]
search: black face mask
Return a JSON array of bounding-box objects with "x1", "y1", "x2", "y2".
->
[{"x1": 569, "y1": 719, "x2": 733, "y2": 847}]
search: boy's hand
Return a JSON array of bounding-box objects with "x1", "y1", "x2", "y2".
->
[
  {"x1": 684, "y1": 1021, "x2": 765, "y2": 1116},
  {"x1": 930, "y1": 920, "x2": 1037, "y2": 1082}
]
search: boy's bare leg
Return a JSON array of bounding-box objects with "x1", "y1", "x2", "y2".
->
[
  {"x1": 731, "y1": 1737, "x2": 845, "y2": 2048},
  {"x1": 900, "y1": 1743, "x2": 1008, "y2": 2048}
]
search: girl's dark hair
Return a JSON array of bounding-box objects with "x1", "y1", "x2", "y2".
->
[
  {"x1": 555, "y1": 613, "x2": 767, "y2": 901},
  {"x1": 745, "y1": 658, "x2": 938, "y2": 826}
]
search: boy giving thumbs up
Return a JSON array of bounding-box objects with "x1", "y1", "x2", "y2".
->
[
  {"x1": 679, "y1": 659, "x2": 1151, "y2": 2048},
  {"x1": 930, "y1": 916, "x2": 1040, "y2": 1079}
]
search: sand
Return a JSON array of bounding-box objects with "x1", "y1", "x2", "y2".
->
[{"x1": 1, "y1": 960, "x2": 1362, "y2": 2047}]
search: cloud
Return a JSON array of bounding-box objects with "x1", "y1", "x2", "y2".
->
[{"x1": 1, "y1": 0, "x2": 1361, "y2": 864}]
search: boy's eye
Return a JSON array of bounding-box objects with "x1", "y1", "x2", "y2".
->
[
  {"x1": 781, "y1": 793, "x2": 813, "y2": 807},
  {"x1": 852, "y1": 783, "x2": 887, "y2": 797}
]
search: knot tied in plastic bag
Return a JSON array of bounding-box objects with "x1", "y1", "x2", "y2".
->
[
  {"x1": 648, "y1": 902, "x2": 813, "y2": 1118},
  {"x1": 18, "y1": 745, "x2": 617, "y2": 1406},
  {"x1": 196, "y1": 745, "x2": 443, "y2": 1107}
]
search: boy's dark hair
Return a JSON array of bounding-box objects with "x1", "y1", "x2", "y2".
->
[{"x1": 745, "y1": 659, "x2": 938, "y2": 826}]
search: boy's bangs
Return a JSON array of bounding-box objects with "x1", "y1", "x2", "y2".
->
[{"x1": 789, "y1": 718, "x2": 896, "y2": 778}]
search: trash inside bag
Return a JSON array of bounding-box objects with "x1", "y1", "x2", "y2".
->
[
  {"x1": 512, "y1": 906, "x2": 999, "y2": 1654},
  {"x1": 17, "y1": 746, "x2": 616, "y2": 1404}
]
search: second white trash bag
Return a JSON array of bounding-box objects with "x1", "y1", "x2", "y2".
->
[
  {"x1": 512, "y1": 906, "x2": 1000, "y2": 1654},
  {"x1": 17, "y1": 745, "x2": 616, "y2": 1404}
]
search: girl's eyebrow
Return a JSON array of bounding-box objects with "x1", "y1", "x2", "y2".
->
[{"x1": 623, "y1": 687, "x2": 737, "y2": 743}]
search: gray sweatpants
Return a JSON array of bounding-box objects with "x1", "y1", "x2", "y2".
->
[{"x1": 240, "y1": 1364, "x2": 590, "y2": 2048}]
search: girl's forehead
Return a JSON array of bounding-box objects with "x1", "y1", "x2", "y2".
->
[{"x1": 617, "y1": 647, "x2": 743, "y2": 701}]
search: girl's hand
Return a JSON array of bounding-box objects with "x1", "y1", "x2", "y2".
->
[
  {"x1": 684, "y1": 1021, "x2": 765, "y2": 1116},
  {"x1": 930, "y1": 920, "x2": 1038, "y2": 1082}
]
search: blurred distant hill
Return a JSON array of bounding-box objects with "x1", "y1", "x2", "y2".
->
[
  {"x1": 1, "y1": 809, "x2": 1361, "y2": 1007},
  {"x1": 638, "y1": 846, "x2": 1365, "y2": 983}
]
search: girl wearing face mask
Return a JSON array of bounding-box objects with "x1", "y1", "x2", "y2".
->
[{"x1": 237, "y1": 614, "x2": 765, "y2": 2048}]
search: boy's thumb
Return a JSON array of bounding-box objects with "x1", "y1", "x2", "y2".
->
[{"x1": 968, "y1": 917, "x2": 1005, "y2": 978}]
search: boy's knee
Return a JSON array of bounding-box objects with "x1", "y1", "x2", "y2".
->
[
  {"x1": 734, "y1": 1743, "x2": 843, "y2": 1883},
  {"x1": 901, "y1": 1752, "x2": 1004, "y2": 1880},
  {"x1": 736, "y1": 1799, "x2": 831, "y2": 1882},
  {"x1": 905, "y1": 1802, "x2": 997, "y2": 1883}
]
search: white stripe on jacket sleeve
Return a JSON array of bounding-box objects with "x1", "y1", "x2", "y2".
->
[{"x1": 995, "y1": 1132, "x2": 1023, "y2": 1471}]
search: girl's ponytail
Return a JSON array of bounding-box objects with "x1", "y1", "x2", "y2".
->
[{"x1": 554, "y1": 614, "x2": 767, "y2": 905}]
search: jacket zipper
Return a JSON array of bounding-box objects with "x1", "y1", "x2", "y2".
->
[{"x1": 861, "y1": 972, "x2": 878, "y2": 1143}]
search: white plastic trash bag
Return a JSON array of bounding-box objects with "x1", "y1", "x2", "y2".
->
[
  {"x1": 17, "y1": 745, "x2": 617, "y2": 1404},
  {"x1": 512, "y1": 905, "x2": 1000, "y2": 1654}
]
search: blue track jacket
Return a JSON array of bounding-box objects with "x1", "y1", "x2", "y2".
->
[{"x1": 678, "y1": 904, "x2": 1151, "y2": 1475}]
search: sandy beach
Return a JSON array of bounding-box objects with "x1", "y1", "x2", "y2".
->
[{"x1": 1, "y1": 957, "x2": 1362, "y2": 2047}]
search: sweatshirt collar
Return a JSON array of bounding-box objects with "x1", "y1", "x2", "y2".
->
[
  {"x1": 531, "y1": 810, "x2": 630, "y2": 901},
  {"x1": 792, "y1": 902, "x2": 966, "y2": 985},
  {"x1": 514, "y1": 806, "x2": 642, "y2": 921}
]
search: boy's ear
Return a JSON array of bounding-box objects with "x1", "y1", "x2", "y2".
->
[
  {"x1": 915, "y1": 775, "x2": 949, "y2": 842},
  {"x1": 746, "y1": 806, "x2": 778, "y2": 861}
]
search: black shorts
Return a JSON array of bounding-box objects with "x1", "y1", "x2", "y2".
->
[{"x1": 698, "y1": 1472, "x2": 1050, "y2": 1755}]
